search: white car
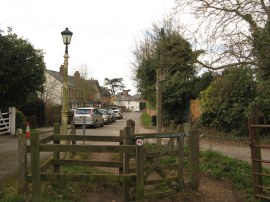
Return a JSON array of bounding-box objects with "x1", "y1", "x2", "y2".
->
[
  {"x1": 73, "y1": 107, "x2": 104, "y2": 128},
  {"x1": 111, "y1": 108, "x2": 123, "y2": 119}
]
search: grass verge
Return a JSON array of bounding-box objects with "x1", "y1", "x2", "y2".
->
[{"x1": 141, "y1": 112, "x2": 152, "y2": 128}]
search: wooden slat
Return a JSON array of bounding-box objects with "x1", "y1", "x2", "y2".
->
[
  {"x1": 145, "y1": 177, "x2": 177, "y2": 185},
  {"x1": 251, "y1": 144, "x2": 270, "y2": 149},
  {"x1": 255, "y1": 185, "x2": 270, "y2": 190},
  {"x1": 40, "y1": 144, "x2": 136, "y2": 153},
  {"x1": 53, "y1": 159, "x2": 122, "y2": 168},
  {"x1": 256, "y1": 194, "x2": 270, "y2": 200},
  {"x1": 253, "y1": 159, "x2": 270, "y2": 164},
  {"x1": 144, "y1": 190, "x2": 176, "y2": 199},
  {"x1": 52, "y1": 135, "x2": 123, "y2": 142},
  {"x1": 249, "y1": 124, "x2": 270, "y2": 129},
  {"x1": 156, "y1": 164, "x2": 177, "y2": 170},
  {"x1": 27, "y1": 173, "x2": 136, "y2": 183},
  {"x1": 254, "y1": 172, "x2": 270, "y2": 177},
  {"x1": 40, "y1": 135, "x2": 53, "y2": 144},
  {"x1": 143, "y1": 151, "x2": 177, "y2": 158},
  {"x1": 130, "y1": 132, "x2": 185, "y2": 139},
  {"x1": 40, "y1": 158, "x2": 53, "y2": 172}
]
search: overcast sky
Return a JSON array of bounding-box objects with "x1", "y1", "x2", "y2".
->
[{"x1": 0, "y1": 0, "x2": 175, "y2": 95}]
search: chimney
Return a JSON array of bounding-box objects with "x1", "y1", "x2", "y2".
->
[
  {"x1": 74, "y1": 71, "x2": 80, "y2": 79},
  {"x1": 123, "y1": 90, "x2": 129, "y2": 96},
  {"x1": 59, "y1": 65, "x2": 64, "y2": 77}
]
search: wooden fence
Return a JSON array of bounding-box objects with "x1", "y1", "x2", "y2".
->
[
  {"x1": 18, "y1": 120, "x2": 200, "y2": 201},
  {"x1": 249, "y1": 104, "x2": 270, "y2": 201}
]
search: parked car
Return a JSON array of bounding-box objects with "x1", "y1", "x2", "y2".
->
[
  {"x1": 111, "y1": 108, "x2": 123, "y2": 119},
  {"x1": 107, "y1": 109, "x2": 116, "y2": 123},
  {"x1": 99, "y1": 109, "x2": 113, "y2": 125},
  {"x1": 73, "y1": 107, "x2": 104, "y2": 128}
]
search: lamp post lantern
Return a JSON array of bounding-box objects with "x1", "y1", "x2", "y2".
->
[{"x1": 61, "y1": 27, "x2": 73, "y2": 135}]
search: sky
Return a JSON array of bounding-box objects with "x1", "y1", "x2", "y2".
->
[{"x1": 0, "y1": 0, "x2": 176, "y2": 95}]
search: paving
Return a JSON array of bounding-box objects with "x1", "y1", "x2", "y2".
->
[{"x1": 0, "y1": 127, "x2": 56, "y2": 183}]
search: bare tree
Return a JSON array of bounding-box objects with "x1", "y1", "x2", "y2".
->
[
  {"x1": 73, "y1": 63, "x2": 95, "y2": 107},
  {"x1": 174, "y1": 0, "x2": 270, "y2": 73}
]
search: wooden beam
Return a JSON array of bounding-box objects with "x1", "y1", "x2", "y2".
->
[{"x1": 40, "y1": 144, "x2": 136, "y2": 153}]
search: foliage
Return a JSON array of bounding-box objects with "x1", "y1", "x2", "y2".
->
[
  {"x1": 44, "y1": 103, "x2": 61, "y2": 126},
  {"x1": 0, "y1": 28, "x2": 46, "y2": 109},
  {"x1": 132, "y1": 20, "x2": 208, "y2": 125},
  {"x1": 174, "y1": 0, "x2": 270, "y2": 73},
  {"x1": 162, "y1": 71, "x2": 214, "y2": 124},
  {"x1": 199, "y1": 67, "x2": 256, "y2": 135},
  {"x1": 16, "y1": 110, "x2": 26, "y2": 130},
  {"x1": 252, "y1": 21, "x2": 270, "y2": 80},
  {"x1": 253, "y1": 80, "x2": 270, "y2": 124},
  {"x1": 103, "y1": 78, "x2": 125, "y2": 95},
  {"x1": 20, "y1": 93, "x2": 45, "y2": 127}
]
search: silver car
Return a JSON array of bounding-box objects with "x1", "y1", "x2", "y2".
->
[
  {"x1": 112, "y1": 108, "x2": 123, "y2": 119},
  {"x1": 73, "y1": 107, "x2": 104, "y2": 128},
  {"x1": 99, "y1": 109, "x2": 113, "y2": 125}
]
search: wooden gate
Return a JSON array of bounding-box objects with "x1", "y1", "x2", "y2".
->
[
  {"x1": 18, "y1": 120, "x2": 200, "y2": 201},
  {"x1": 122, "y1": 119, "x2": 200, "y2": 201},
  {"x1": 249, "y1": 104, "x2": 270, "y2": 201},
  {"x1": 0, "y1": 107, "x2": 16, "y2": 135}
]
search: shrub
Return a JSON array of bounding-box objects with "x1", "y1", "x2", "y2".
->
[{"x1": 16, "y1": 110, "x2": 26, "y2": 130}]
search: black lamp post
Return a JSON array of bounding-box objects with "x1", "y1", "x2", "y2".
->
[{"x1": 60, "y1": 27, "x2": 73, "y2": 135}]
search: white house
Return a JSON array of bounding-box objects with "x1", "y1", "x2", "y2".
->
[{"x1": 114, "y1": 90, "x2": 141, "y2": 112}]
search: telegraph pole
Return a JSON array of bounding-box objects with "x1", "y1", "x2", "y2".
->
[
  {"x1": 156, "y1": 28, "x2": 165, "y2": 136},
  {"x1": 156, "y1": 69, "x2": 162, "y2": 134}
]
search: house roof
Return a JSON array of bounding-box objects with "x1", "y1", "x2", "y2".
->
[
  {"x1": 46, "y1": 69, "x2": 75, "y2": 87},
  {"x1": 133, "y1": 94, "x2": 141, "y2": 99},
  {"x1": 116, "y1": 94, "x2": 137, "y2": 101},
  {"x1": 45, "y1": 69, "x2": 101, "y2": 91}
]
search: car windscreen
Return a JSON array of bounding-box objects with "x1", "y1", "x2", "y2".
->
[
  {"x1": 99, "y1": 110, "x2": 107, "y2": 114},
  {"x1": 75, "y1": 109, "x2": 92, "y2": 114}
]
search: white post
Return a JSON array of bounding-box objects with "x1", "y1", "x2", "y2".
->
[{"x1": 9, "y1": 107, "x2": 16, "y2": 135}]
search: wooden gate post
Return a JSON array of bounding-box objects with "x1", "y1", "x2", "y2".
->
[
  {"x1": 9, "y1": 107, "x2": 16, "y2": 135},
  {"x1": 126, "y1": 119, "x2": 135, "y2": 134},
  {"x1": 30, "y1": 131, "x2": 41, "y2": 201},
  {"x1": 123, "y1": 126, "x2": 131, "y2": 202},
  {"x1": 188, "y1": 130, "x2": 200, "y2": 190},
  {"x1": 176, "y1": 125, "x2": 184, "y2": 191},
  {"x1": 119, "y1": 129, "x2": 124, "y2": 174},
  {"x1": 249, "y1": 104, "x2": 263, "y2": 196},
  {"x1": 18, "y1": 129, "x2": 27, "y2": 194},
  {"x1": 71, "y1": 121, "x2": 76, "y2": 156},
  {"x1": 53, "y1": 123, "x2": 60, "y2": 173},
  {"x1": 136, "y1": 136, "x2": 144, "y2": 202}
]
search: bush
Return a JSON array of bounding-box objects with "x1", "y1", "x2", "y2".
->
[
  {"x1": 199, "y1": 67, "x2": 256, "y2": 136},
  {"x1": 45, "y1": 102, "x2": 61, "y2": 126},
  {"x1": 20, "y1": 95, "x2": 45, "y2": 127},
  {"x1": 16, "y1": 110, "x2": 26, "y2": 130}
]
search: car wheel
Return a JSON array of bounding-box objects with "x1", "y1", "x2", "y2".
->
[{"x1": 93, "y1": 121, "x2": 98, "y2": 128}]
